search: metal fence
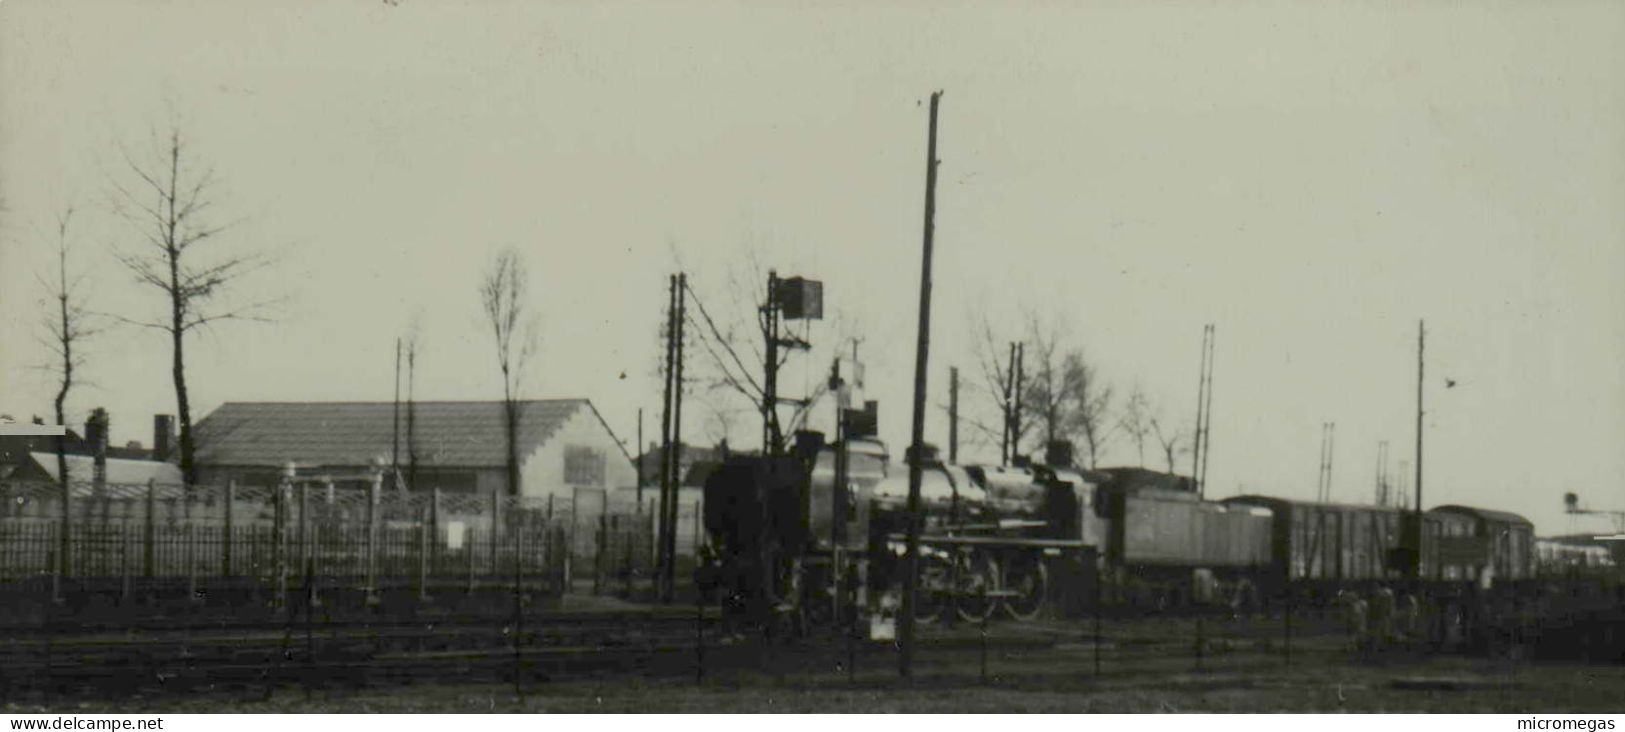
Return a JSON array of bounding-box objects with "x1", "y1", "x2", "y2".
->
[{"x1": 0, "y1": 479, "x2": 579, "y2": 594}]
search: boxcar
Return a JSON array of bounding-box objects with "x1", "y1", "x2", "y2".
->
[
  {"x1": 1426, "y1": 505, "x2": 1535, "y2": 583},
  {"x1": 1222, "y1": 496, "x2": 1411, "y2": 584}
]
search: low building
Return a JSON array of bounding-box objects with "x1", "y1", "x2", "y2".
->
[
  {"x1": 11, "y1": 452, "x2": 182, "y2": 487},
  {"x1": 193, "y1": 399, "x2": 636, "y2": 498}
]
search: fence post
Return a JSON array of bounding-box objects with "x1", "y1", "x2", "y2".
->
[
  {"x1": 298, "y1": 482, "x2": 309, "y2": 587},
  {"x1": 367, "y1": 476, "x2": 380, "y2": 605},
  {"x1": 417, "y1": 499, "x2": 429, "y2": 602},
  {"x1": 187, "y1": 521, "x2": 198, "y2": 603},
  {"x1": 144, "y1": 479, "x2": 157, "y2": 578},
  {"x1": 223, "y1": 480, "x2": 235, "y2": 577},
  {"x1": 490, "y1": 492, "x2": 501, "y2": 580},
  {"x1": 593, "y1": 514, "x2": 604, "y2": 595},
  {"x1": 60, "y1": 477, "x2": 72, "y2": 582},
  {"x1": 275, "y1": 481, "x2": 288, "y2": 608},
  {"x1": 121, "y1": 522, "x2": 132, "y2": 605},
  {"x1": 430, "y1": 488, "x2": 441, "y2": 581}
]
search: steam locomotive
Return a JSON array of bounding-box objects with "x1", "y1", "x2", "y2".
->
[{"x1": 700, "y1": 432, "x2": 1536, "y2": 628}]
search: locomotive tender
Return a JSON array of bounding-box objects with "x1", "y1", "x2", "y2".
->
[{"x1": 700, "y1": 432, "x2": 1536, "y2": 627}]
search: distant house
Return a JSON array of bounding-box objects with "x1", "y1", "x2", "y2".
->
[{"x1": 193, "y1": 400, "x2": 636, "y2": 498}]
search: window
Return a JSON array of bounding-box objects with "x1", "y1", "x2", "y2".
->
[{"x1": 564, "y1": 445, "x2": 605, "y2": 486}]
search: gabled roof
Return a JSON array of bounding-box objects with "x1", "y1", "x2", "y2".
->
[
  {"x1": 195, "y1": 400, "x2": 593, "y2": 469},
  {"x1": 1430, "y1": 504, "x2": 1534, "y2": 528},
  {"x1": 27, "y1": 452, "x2": 183, "y2": 486}
]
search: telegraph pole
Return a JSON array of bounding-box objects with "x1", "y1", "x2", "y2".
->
[
  {"x1": 1013, "y1": 343, "x2": 1025, "y2": 461},
  {"x1": 949, "y1": 366, "x2": 959, "y2": 464},
  {"x1": 664, "y1": 272, "x2": 687, "y2": 601},
  {"x1": 658, "y1": 275, "x2": 678, "y2": 601},
  {"x1": 392, "y1": 338, "x2": 402, "y2": 487},
  {"x1": 1412, "y1": 320, "x2": 1425, "y2": 579},
  {"x1": 762, "y1": 271, "x2": 781, "y2": 455},
  {"x1": 1001, "y1": 342, "x2": 1016, "y2": 465},
  {"x1": 899, "y1": 90, "x2": 942, "y2": 679},
  {"x1": 1190, "y1": 324, "x2": 1215, "y2": 495},
  {"x1": 636, "y1": 408, "x2": 644, "y2": 505},
  {"x1": 1198, "y1": 326, "x2": 1215, "y2": 495}
]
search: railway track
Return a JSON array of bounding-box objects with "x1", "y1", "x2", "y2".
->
[{"x1": 0, "y1": 605, "x2": 723, "y2": 703}]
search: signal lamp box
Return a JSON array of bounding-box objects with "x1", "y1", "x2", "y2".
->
[
  {"x1": 776, "y1": 277, "x2": 823, "y2": 320},
  {"x1": 843, "y1": 407, "x2": 878, "y2": 438}
]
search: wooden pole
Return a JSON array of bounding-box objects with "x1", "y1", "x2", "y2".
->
[
  {"x1": 899, "y1": 89, "x2": 942, "y2": 679},
  {"x1": 1413, "y1": 320, "x2": 1425, "y2": 580},
  {"x1": 658, "y1": 274, "x2": 677, "y2": 601},
  {"x1": 665, "y1": 272, "x2": 687, "y2": 602},
  {"x1": 1190, "y1": 325, "x2": 1210, "y2": 492},
  {"x1": 949, "y1": 366, "x2": 959, "y2": 464},
  {"x1": 636, "y1": 407, "x2": 644, "y2": 505},
  {"x1": 1198, "y1": 325, "x2": 1216, "y2": 496},
  {"x1": 1001, "y1": 342, "x2": 1015, "y2": 466}
]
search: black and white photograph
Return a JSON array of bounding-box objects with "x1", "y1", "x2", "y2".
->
[{"x1": 1, "y1": 0, "x2": 1622, "y2": 718}]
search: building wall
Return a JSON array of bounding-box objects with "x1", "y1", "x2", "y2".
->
[{"x1": 518, "y1": 405, "x2": 635, "y2": 499}]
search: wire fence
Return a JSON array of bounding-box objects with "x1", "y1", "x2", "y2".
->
[{"x1": 0, "y1": 479, "x2": 587, "y2": 593}]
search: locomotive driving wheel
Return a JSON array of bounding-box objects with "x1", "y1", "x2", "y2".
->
[
  {"x1": 953, "y1": 550, "x2": 1001, "y2": 623},
  {"x1": 910, "y1": 553, "x2": 953, "y2": 624},
  {"x1": 1000, "y1": 552, "x2": 1049, "y2": 622}
]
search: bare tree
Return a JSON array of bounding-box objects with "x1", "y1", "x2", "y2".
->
[
  {"x1": 1149, "y1": 415, "x2": 1189, "y2": 475},
  {"x1": 1118, "y1": 386, "x2": 1152, "y2": 468},
  {"x1": 680, "y1": 264, "x2": 839, "y2": 454},
  {"x1": 479, "y1": 248, "x2": 538, "y2": 495},
  {"x1": 110, "y1": 126, "x2": 274, "y2": 486},
  {"x1": 1061, "y1": 351, "x2": 1114, "y2": 470},
  {"x1": 1015, "y1": 317, "x2": 1113, "y2": 469},
  {"x1": 38, "y1": 206, "x2": 101, "y2": 485},
  {"x1": 968, "y1": 315, "x2": 1029, "y2": 463}
]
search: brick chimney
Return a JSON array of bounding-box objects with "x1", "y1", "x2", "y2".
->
[
  {"x1": 153, "y1": 414, "x2": 176, "y2": 462},
  {"x1": 85, "y1": 408, "x2": 109, "y2": 488}
]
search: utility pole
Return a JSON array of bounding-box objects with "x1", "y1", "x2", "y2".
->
[
  {"x1": 658, "y1": 275, "x2": 678, "y2": 601},
  {"x1": 830, "y1": 356, "x2": 848, "y2": 621},
  {"x1": 392, "y1": 338, "x2": 401, "y2": 488},
  {"x1": 1412, "y1": 320, "x2": 1425, "y2": 580},
  {"x1": 1375, "y1": 440, "x2": 1389, "y2": 507},
  {"x1": 899, "y1": 89, "x2": 942, "y2": 679},
  {"x1": 1317, "y1": 422, "x2": 1335, "y2": 502},
  {"x1": 949, "y1": 366, "x2": 959, "y2": 464},
  {"x1": 1190, "y1": 324, "x2": 1215, "y2": 495},
  {"x1": 664, "y1": 272, "x2": 687, "y2": 602},
  {"x1": 1198, "y1": 326, "x2": 1215, "y2": 495},
  {"x1": 762, "y1": 271, "x2": 781, "y2": 455},
  {"x1": 1013, "y1": 343, "x2": 1024, "y2": 462},
  {"x1": 1001, "y1": 342, "x2": 1016, "y2": 466},
  {"x1": 636, "y1": 408, "x2": 644, "y2": 506}
]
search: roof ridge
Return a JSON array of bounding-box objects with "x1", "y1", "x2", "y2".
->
[{"x1": 215, "y1": 398, "x2": 587, "y2": 405}]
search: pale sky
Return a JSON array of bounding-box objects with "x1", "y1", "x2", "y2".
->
[{"x1": 2, "y1": 0, "x2": 1622, "y2": 536}]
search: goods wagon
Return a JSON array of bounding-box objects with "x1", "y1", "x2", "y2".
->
[
  {"x1": 1428, "y1": 505, "x2": 1535, "y2": 583},
  {"x1": 1222, "y1": 496, "x2": 1411, "y2": 585}
]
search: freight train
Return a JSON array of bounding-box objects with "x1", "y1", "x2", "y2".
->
[{"x1": 699, "y1": 432, "x2": 1536, "y2": 629}]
